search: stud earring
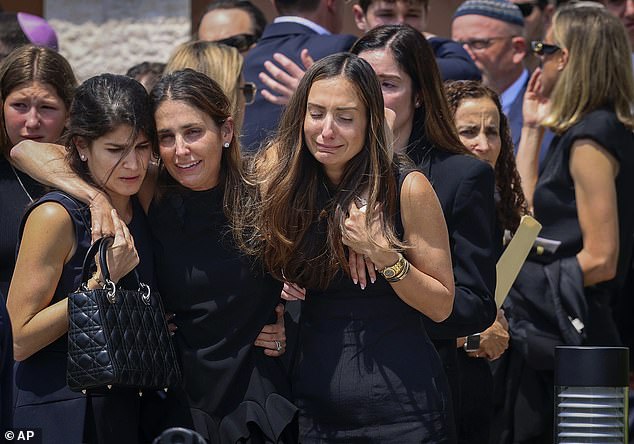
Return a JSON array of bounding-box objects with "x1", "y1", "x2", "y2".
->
[
  {"x1": 80, "y1": 154, "x2": 86, "y2": 161},
  {"x1": 223, "y1": 142, "x2": 230, "y2": 148}
]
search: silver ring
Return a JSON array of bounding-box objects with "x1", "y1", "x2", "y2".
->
[{"x1": 274, "y1": 340, "x2": 282, "y2": 352}]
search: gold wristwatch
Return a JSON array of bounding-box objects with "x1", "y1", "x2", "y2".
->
[{"x1": 378, "y1": 253, "x2": 410, "y2": 283}]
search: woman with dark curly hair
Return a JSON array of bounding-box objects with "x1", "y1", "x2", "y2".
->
[
  {"x1": 444, "y1": 79, "x2": 528, "y2": 444},
  {"x1": 445, "y1": 80, "x2": 528, "y2": 237}
]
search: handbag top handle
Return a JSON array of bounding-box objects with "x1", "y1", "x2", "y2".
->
[{"x1": 79, "y1": 236, "x2": 145, "y2": 296}]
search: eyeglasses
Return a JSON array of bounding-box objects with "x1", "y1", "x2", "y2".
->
[
  {"x1": 240, "y1": 82, "x2": 257, "y2": 105},
  {"x1": 530, "y1": 41, "x2": 561, "y2": 56},
  {"x1": 515, "y1": 2, "x2": 537, "y2": 16},
  {"x1": 216, "y1": 33, "x2": 257, "y2": 53},
  {"x1": 457, "y1": 36, "x2": 514, "y2": 50}
]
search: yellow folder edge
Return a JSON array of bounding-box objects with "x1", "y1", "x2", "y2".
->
[{"x1": 495, "y1": 215, "x2": 542, "y2": 307}]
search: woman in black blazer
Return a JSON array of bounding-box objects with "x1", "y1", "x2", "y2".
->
[{"x1": 350, "y1": 25, "x2": 498, "y2": 439}]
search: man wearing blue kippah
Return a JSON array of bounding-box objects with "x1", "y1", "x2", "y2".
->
[{"x1": 452, "y1": 0, "x2": 553, "y2": 165}]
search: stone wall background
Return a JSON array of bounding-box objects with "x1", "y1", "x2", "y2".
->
[{"x1": 46, "y1": 0, "x2": 190, "y2": 82}]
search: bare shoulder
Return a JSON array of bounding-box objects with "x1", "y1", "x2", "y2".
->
[
  {"x1": 26, "y1": 201, "x2": 73, "y2": 227},
  {"x1": 22, "y1": 201, "x2": 75, "y2": 257},
  {"x1": 400, "y1": 171, "x2": 438, "y2": 207}
]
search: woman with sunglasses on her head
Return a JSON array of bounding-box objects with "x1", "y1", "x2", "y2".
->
[
  {"x1": 11, "y1": 69, "x2": 296, "y2": 443},
  {"x1": 242, "y1": 51, "x2": 455, "y2": 442},
  {"x1": 348, "y1": 25, "x2": 498, "y2": 436},
  {"x1": 505, "y1": 4, "x2": 634, "y2": 442},
  {"x1": 8, "y1": 73, "x2": 156, "y2": 443},
  {"x1": 165, "y1": 41, "x2": 257, "y2": 134}
]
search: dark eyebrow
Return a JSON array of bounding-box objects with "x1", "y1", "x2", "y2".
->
[
  {"x1": 378, "y1": 74, "x2": 401, "y2": 81},
  {"x1": 157, "y1": 122, "x2": 202, "y2": 134},
  {"x1": 104, "y1": 142, "x2": 128, "y2": 149},
  {"x1": 307, "y1": 103, "x2": 359, "y2": 111}
]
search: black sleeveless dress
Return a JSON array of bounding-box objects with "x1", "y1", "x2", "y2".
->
[
  {"x1": 13, "y1": 191, "x2": 155, "y2": 443},
  {"x1": 0, "y1": 155, "x2": 46, "y2": 429},
  {"x1": 495, "y1": 108, "x2": 634, "y2": 443},
  {"x1": 532, "y1": 107, "x2": 634, "y2": 344},
  {"x1": 292, "y1": 170, "x2": 454, "y2": 443},
  {"x1": 147, "y1": 181, "x2": 297, "y2": 443}
]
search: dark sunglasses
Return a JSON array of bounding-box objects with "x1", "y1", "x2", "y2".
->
[
  {"x1": 216, "y1": 33, "x2": 257, "y2": 53},
  {"x1": 240, "y1": 82, "x2": 257, "y2": 105},
  {"x1": 531, "y1": 41, "x2": 561, "y2": 56},
  {"x1": 515, "y1": 2, "x2": 536, "y2": 17}
]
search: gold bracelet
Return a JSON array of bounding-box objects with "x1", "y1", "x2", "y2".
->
[
  {"x1": 92, "y1": 272, "x2": 105, "y2": 287},
  {"x1": 378, "y1": 253, "x2": 411, "y2": 283}
]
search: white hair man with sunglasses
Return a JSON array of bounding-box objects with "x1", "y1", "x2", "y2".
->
[{"x1": 452, "y1": 0, "x2": 552, "y2": 161}]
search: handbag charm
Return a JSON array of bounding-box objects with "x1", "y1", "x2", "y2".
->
[{"x1": 66, "y1": 236, "x2": 181, "y2": 392}]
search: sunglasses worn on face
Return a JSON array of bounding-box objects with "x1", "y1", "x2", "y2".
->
[
  {"x1": 531, "y1": 41, "x2": 561, "y2": 56},
  {"x1": 216, "y1": 33, "x2": 257, "y2": 53},
  {"x1": 240, "y1": 82, "x2": 257, "y2": 105},
  {"x1": 458, "y1": 36, "x2": 514, "y2": 50}
]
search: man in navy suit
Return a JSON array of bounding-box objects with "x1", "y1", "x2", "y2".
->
[
  {"x1": 241, "y1": 0, "x2": 357, "y2": 153},
  {"x1": 452, "y1": 0, "x2": 552, "y2": 164}
]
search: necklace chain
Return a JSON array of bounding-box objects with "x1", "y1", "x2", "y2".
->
[{"x1": 10, "y1": 163, "x2": 34, "y2": 203}]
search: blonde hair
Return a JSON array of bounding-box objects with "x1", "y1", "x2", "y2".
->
[
  {"x1": 543, "y1": 4, "x2": 634, "y2": 132},
  {"x1": 165, "y1": 41, "x2": 244, "y2": 130}
]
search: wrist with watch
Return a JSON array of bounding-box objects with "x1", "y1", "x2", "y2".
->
[
  {"x1": 463, "y1": 333, "x2": 481, "y2": 352},
  {"x1": 377, "y1": 252, "x2": 411, "y2": 283}
]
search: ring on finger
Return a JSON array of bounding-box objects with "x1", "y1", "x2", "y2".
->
[{"x1": 274, "y1": 340, "x2": 282, "y2": 352}]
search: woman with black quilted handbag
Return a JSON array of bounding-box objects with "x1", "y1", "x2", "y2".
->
[
  {"x1": 11, "y1": 68, "x2": 297, "y2": 444},
  {"x1": 7, "y1": 73, "x2": 158, "y2": 443}
]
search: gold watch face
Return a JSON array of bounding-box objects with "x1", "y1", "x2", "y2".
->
[{"x1": 383, "y1": 268, "x2": 397, "y2": 279}]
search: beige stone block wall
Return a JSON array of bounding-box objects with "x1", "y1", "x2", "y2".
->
[{"x1": 45, "y1": 0, "x2": 191, "y2": 82}]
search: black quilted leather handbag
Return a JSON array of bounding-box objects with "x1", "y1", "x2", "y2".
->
[{"x1": 67, "y1": 236, "x2": 181, "y2": 392}]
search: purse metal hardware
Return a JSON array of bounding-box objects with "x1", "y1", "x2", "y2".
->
[
  {"x1": 139, "y1": 282, "x2": 151, "y2": 305},
  {"x1": 105, "y1": 279, "x2": 117, "y2": 304}
]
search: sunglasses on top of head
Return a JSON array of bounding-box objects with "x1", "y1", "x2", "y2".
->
[
  {"x1": 531, "y1": 41, "x2": 561, "y2": 56},
  {"x1": 240, "y1": 82, "x2": 257, "y2": 105},
  {"x1": 215, "y1": 33, "x2": 257, "y2": 53}
]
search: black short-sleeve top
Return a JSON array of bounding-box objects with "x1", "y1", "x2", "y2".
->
[{"x1": 533, "y1": 108, "x2": 634, "y2": 289}]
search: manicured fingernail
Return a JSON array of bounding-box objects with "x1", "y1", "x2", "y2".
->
[
  {"x1": 353, "y1": 278, "x2": 358, "y2": 285},
  {"x1": 361, "y1": 283, "x2": 366, "y2": 290},
  {"x1": 371, "y1": 277, "x2": 376, "y2": 284}
]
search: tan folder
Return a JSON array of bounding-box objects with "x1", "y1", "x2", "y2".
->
[{"x1": 495, "y1": 215, "x2": 542, "y2": 307}]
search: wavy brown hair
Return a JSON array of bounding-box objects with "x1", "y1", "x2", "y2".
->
[
  {"x1": 241, "y1": 53, "x2": 404, "y2": 290},
  {"x1": 444, "y1": 80, "x2": 528, "y2": 231}
]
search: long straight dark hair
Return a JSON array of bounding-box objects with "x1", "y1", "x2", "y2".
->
[
  {"x1": 350, "y1": 25, "x2": 469, "y2": 157},
  {"x1": 242, "y1": 53, "x2": 404, "y2": 290}
]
